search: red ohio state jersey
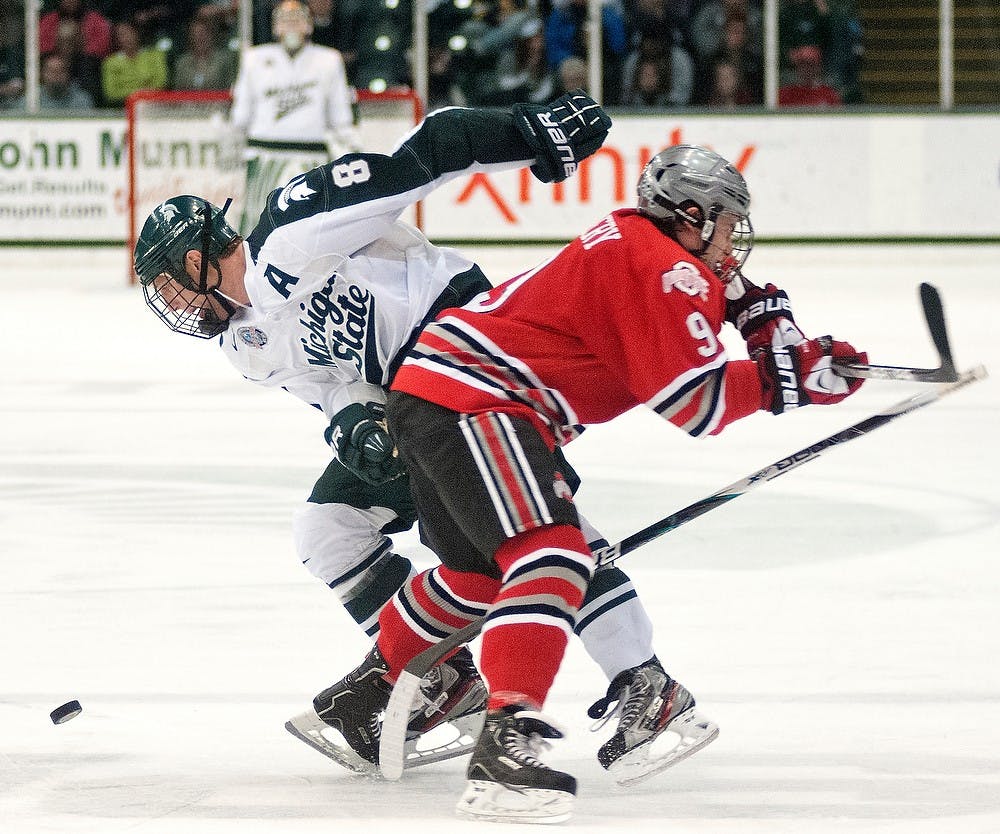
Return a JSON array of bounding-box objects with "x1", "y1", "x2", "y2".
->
[{"x1": 391, "y1": 209, "x2": 765, "y2": 446}]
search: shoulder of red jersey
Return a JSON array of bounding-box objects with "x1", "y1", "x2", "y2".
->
[{"x1": 574, "y1": 209, "x2": 724, "y2": 311}]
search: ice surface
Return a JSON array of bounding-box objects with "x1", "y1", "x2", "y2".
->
[{"x1": 1, "y1": 243, "x2": 998, "y2": 833}]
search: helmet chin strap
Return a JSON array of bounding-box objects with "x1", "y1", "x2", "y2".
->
[
  {"x1": 672, "y1": 205, "x2": 715, "y2": 259},
  {"x1": 212, "y1": 287, "x2": 248, "y2": 313},
  {"x1": 195, "y1": 196, "x2": 244, "y2": 323},
  {"x1": 198, "y1": 200, "x2": 214, "y2": 294}
]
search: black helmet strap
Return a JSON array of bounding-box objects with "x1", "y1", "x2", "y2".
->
[
  {"x1": 198, "y1": 200, "x2": 213, "y2": 294},
  {"x1": 196, "y1": 197, "x2": 234, "y2": 294}
]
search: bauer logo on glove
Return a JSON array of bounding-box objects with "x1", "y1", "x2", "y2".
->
[
  {"x1": 757, "y1": 337, "x2": 867, "y2": 415},
  {"x1": 536, "y1": 111, "x2": 578, "y2": 181},
  {"x1": 512, "y1": 90, "x2": 612, "y2": 183}
]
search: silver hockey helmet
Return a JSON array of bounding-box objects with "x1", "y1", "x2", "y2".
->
[
  {"x1": 133, "y1": 195, "x2": 240, "y2": 338},
  {"x1": 637, "y1": 144, "x2": 754, "y2": 272}
]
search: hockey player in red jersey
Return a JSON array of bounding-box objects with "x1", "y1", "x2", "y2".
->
[{"x1": 321, "y1": 145, "x2": 867, "y2": 823}]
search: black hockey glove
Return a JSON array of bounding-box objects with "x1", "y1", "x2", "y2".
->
[
  {"x1": 325, "y1": 402, "x2": 406, "y2": 486},
  {"x1": 725, "y1": 277, "x2": 805, "y2": 357},
  {"x1": 512, "y1": 89, "x2": 612, "y2": 183}
]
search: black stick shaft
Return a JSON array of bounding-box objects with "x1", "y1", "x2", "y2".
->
[{"x1": 596, "y1": 365, "x2": 985, "y2": 566}]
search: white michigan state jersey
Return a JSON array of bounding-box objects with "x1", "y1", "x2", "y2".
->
[
  {"x1": 218, "y1": 106, "x2": 536, "y2": 421},
  {"x1": 230, "y1": 42, "x2": 354, "y2": 144}
]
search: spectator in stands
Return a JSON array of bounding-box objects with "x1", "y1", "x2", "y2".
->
[
  {"x1": 621, "y1": 33, "x2": 693, "y2": 106},
  {"x1": 40, "y1": 0, "x2": 112, "y2": 62},
  {"x1": 100, "y1": 18, "x2": 168, "y2": 106},
  {"x1": 0, "y1": 9, "x2": 25, "y2": 109},
  {"x1": 545, "y1": 0, "x2": 627, "y2": 104},
  {"x1": 691, "y1": 7, "x2": 761, "y2": 104},
  {"x1": 172, "y1": 17, "x2": 236, "y2": 90},
  {"x1": 622, "y1": 53, "x2": 672, "y2": 108},
  {"x1": 705, "y1": 56, "x2": 752, "y2": 108},
  {"x1": 778, "y1": 0, "x2": 832, "y2": 79},
  {"x1": 476, "y1": 16, "x2": 554, "y2": 106},
  {"x1": 557, "y1": 54, "x2": 588, "y2": 94},
  {"x1": 825, "y1": 0, "x2": 863, "y2": 103},
  {"x1": 625, "y1": 0, "x2": 689, "y2": 55},
  {"x1": 308, "y1": 0, "x2": 347, "y2": 51},
  {"x1": 101, "y1": 1, "x2": 203, "y2": 48},
  {"x1": 465, "y1": 0, "x2": 538, "y2": 91},
  {"x1": 49, "y1": 18, "x2": 103, "y2": 106},
  {"x1": 778, "y1": 43, "x2": 842, "y2": 107},
  {"x1": 7, "y1": 52, "x2": 94, "y2": 110},
  {"x1": 196, "y1": 0, "x2": 239, "y2": 41},
  {"x1": 688, "y1": 0, "x2": 761, "y2": 65}
]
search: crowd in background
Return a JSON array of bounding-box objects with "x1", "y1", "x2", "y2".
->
[{"x1": 0, "y1": 0, "x2": 864, "y2": 112}]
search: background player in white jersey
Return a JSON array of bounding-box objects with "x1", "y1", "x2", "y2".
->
[
  {"x1": 230, "y1": 0, "x2": 358, "y2": 232},
  {"x1": 315, "y1": 145, "x2": 868, "y2": 823},
  {"x1": 132, "y1": 93, "x2": 703, "y2": 776}
]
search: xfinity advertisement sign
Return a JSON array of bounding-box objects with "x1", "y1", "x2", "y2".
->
[{"x1": 0, "y1": 113, "x2": 998, "y2": 243}]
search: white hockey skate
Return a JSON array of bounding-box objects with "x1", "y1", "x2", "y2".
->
[
  {"x1": 285, "y1": 645, "x2": 487, "y2": 775},
  {"x1": 589, "y1": 657, "x2": 719, "y2": 787}
]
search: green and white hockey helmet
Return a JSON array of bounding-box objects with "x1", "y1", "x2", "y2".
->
[
  {"x1": 133, "y1": 195, "x2": 240, "y2": 339},
  {"x1": 637, "y1": 145, "x2": 753, "y2": 267},
  {"x1": 133, "y1": 195, "x2": 239, "y2": 292}
]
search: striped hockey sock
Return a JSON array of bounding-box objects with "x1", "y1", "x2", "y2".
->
[
  {"x1": 482, "y1": 524, "x2": 594, "y2": 709},
  {"x1": 377, "y1": 565, "x2": 499, "y2": 680}
]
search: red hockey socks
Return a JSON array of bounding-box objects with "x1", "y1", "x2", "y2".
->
[
  {"x1": 376, "y1": 565, "x2": 500, "y2": 680},
  {"x1": 481, "y1": 524, "x2": 594, "y2": 710}
]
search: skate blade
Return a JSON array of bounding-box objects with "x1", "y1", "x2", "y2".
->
[
  {"x1": 402, "y1": 709, "x2": 484, "y2": 770},
  {"x1": 609, "y1": 709, "x2": 719, "y2": 787},
  {"x1": 456, "y1": 779, "x2": 574, "y2": 824},
  {"x1": 284, "y1": 710, "x2": 379, "y2": 777}
]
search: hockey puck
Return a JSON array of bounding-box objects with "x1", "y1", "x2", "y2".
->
[{"x1": 50, "y1": 700, "x2": 82, "y2": 725}]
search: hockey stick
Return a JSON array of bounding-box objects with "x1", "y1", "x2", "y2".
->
[
  {"x1": 595, "y1": 363, "x2": 985, "y2": 566},
  {"x1": 379, "y1": 362, "x2": 987, "y2": 780},
  {"x1": 833, "y1": 283, "x2": 959, "y2": 382}
]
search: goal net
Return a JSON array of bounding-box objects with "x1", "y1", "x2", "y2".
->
[{"x1": 126, "y1": 89, "x2": 422, "y2": 280}]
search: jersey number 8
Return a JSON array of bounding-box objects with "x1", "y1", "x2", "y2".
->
[{"x1": 331, "y1": 160, "x2": 371, "y2": 188}]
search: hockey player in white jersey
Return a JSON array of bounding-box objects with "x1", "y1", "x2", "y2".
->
[
  {"x1": 133, "y1": 93, "x2": 718, "y2": 784},
  {"x1": 230, "y1": 0, "x2": 358, "y2": 233}
]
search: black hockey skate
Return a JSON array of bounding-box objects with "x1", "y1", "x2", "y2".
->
[
  {"x1": 403, "y1": 647, "x2": 488, "y2": 766},
  {"x1": 285, "y1": 646, "x2": 487, "y2": 775},
  {"x1": 285, "y1": 644, "x2": 393, "y2": 775},
  {"x1": 456, "y1": 703, "x2": 576, "y2": 824},
  {"x1": 589, "y1": 656, "x2": 719, "y2": 786}
]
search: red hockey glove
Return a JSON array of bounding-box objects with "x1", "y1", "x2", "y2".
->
[
  {"x1": 726, "y1": 279, "x2": 806, "y2": 356},
  {"x1": 757, "y1": 337, "x2": 868, "y2": 415}
]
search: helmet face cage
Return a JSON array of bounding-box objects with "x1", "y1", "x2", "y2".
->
[
  {"x1": 730, "y1": 214, "x2": 754, "y2": 269},
  {"x1": 133, "y1": 196, "x2": 239, "y2": 339},
  {"x1": 141, "y1": 275, "x2": 228, "y2": 339},
  {"x1": 637, "y1": 145, "x2": 754, "y2": 273},
  {"x1": 273, "y1": 0, "x2": 313, "y2": 39}
]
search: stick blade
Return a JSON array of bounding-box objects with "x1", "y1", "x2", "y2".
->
[
  {"x1": 833, "y1": 282, "x2": 960, "y2": 383},
  {"x1": 919, "y1": 282, "x2": 955, "y2": 371},
  {"x1": 379, "y1": 670, "x2": 423, "y2": 781}
]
